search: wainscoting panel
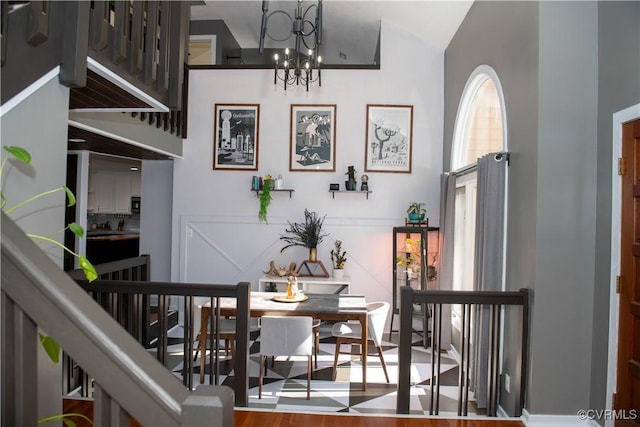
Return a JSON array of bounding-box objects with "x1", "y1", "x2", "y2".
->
[{"x1": 178, "y1": 215, "x2": 402, "y2": 306}]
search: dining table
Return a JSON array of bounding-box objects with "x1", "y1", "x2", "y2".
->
[{"x1": 200, "y1": 291, "x2": 370, "y2": 390}]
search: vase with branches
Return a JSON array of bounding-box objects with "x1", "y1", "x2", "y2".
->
[{"x1": 280, "y1": 209, "x2": 327, "y2": 261}]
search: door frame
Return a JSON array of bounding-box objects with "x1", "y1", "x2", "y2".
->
[{"x1": 606, "y1": 102, "x2": 640, "y2": 426}]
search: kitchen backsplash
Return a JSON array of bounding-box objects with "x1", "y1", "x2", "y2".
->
[{"x1": 88, "y1": 213, "x2": 140, "y2": 232}]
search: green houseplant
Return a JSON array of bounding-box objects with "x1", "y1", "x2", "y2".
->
[
  {"x1": 258, "y1": 180, "x2": 272, "y2": 223},
  {"x1": 406, "y1": 202, "x2": 426, "y2": 222},
  {"x1": 280, "y1": 209, "x2": 328, "y2": 261},
  {"x1": 330, "y1": 240, "x2": 347, "y2": 278}
]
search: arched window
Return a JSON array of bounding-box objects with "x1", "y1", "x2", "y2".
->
[
  {"x1": 450, "y1": 66, "x2": 506, "y2": 296},
  {"x1": 452, "y1": 65, "x2": 506, "y2": 170}
]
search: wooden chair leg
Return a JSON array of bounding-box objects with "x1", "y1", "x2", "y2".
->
[
  {"x1": 332, "y1": 337, "x2": 342, "y2": 381},
  {"x1": 377, "y1": 344, "x2": 390, "y2": 383}
]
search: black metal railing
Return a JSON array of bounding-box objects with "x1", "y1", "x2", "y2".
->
[{"x1": 396, "y1": 287, "x2": 531, "y2": 417}]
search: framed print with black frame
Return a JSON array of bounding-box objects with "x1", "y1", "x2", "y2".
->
[
  {"x1": 364, "y1": 104, "x2": 413, "y2": 173},
  {"x1": 213, "y1": 103, "x2": 260, "y2": 170},
  {"x1": 289, "y1": 104, "x2": 336, "y2": 172}
]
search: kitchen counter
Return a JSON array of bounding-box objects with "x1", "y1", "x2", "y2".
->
[
  {"x1": 86, "y1": 232, "x2": 140, "y2": 264},
  {"x1": 87, "y1": 233, "x2": 140, "y2": 241}
]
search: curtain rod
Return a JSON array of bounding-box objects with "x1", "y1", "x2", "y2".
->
[{"x1": 449, "y1": 152, "x2": 510, "y2": 177}]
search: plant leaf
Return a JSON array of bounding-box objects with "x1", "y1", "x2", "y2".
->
[
  {"x1": 68, "y1": 222, "x2": 84, "y2": 237},
  {"x1": 63, "y1": 186, "x2": 76, "y2": 207},
  {"x1": 79, "y1": 256, "x2": 98, "y2": 282},
  {"x1": 1, "y1": 192, "x2": 6, "y2": 210},
  {"x1": 4, "y1": 146, "x2": 31, "y2": 164},
  {"x1": 39, "y1": 333, "x2": 60, "y2": 364},
  {"x1": 38, "y1": 413, "x2": 93, "y2": 426}
]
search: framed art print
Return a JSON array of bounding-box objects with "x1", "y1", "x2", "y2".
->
[
  {"x1": 213, "y1": 104, "x2": 260, "y2": 170},
  {"x1": 364, "y1": 104, "x2": 414, "y2": 173},
  {"x1": 289, "y1": 104, "x2": 336, "y2": 172}
]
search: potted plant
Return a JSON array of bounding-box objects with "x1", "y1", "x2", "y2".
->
[
  {"x1": 280, "y1": 209, "x2": 328, "y2": 261},
  {"x1": 330, "y1": 240, "x2": 347, "y2": 278},
  {"x1": 345, "y1": 165, "x2": 357, "y2": 191},
  {"x1": 407, "y1": 202, "x2": 426, "y2": 223},
  {"x1": 258, "y1": 180, "x2": 272, "y2": 223}
]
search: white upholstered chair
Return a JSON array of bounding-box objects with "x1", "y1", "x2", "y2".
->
[
  {"x1": 259, "y1": 315, "x2": 314, "y2": 400},
  {"x1": 331, "y1": 301, "x2": 390, "y2": 383}
]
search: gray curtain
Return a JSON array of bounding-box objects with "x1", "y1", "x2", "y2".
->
[
  {"x1": 436, "y1": 173, "x2": 457, "y2": 350},
  {"x1": 470, "y1": 152, "x2": 508, "y2": 408}
]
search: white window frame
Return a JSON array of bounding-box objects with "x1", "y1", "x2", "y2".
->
[{"x1": 451, "y1": 65, "x2": 508, "y2": 171}]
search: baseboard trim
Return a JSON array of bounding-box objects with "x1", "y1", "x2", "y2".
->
[{"x1": 522, "y1": 409, "x2": 600, "y2": 427}]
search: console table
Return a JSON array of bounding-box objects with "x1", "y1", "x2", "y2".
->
[{"x1": 258, "y1": 275, "x2": 350, "y2": 294}]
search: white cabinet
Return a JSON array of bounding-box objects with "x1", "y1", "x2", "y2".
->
[
  {"x1": 114, "y1": 173, "x2": 132, "y2": 213},
  {"x1": 91, "y1": 171, "x2": 133, "y2": 214},
  {"x1": 93, "y1": 172, "x2": 115, "y2": 213},
  {"x1": 131, "y1": 172, "x2": 141, "y2": 196}
]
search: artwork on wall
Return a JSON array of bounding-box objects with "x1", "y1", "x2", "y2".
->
[
  {"x1": 213, "y1": 104, "x2": 260, "y2": 170},
  {"x1": 364, "y1": 104, "x2": 414, "y2": 173},
  {"x1": 289, "y1": 104, "x2": 336, "y2": 172}
]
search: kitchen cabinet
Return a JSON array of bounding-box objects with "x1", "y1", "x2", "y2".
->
[
  {"x1": 114, "y1": 173, "x2": 132, "y2": 213},
  {"x1": 90, "y1": 171, "x2": 133, "y2": 214},
  {"x1": 131, "y1": 172, "x2": 141, "y2": 196}
]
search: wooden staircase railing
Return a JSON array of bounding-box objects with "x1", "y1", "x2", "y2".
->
[
  {"x1": 1, "y1": 1, "x2": 189, "y2": 138},
  {"x1": 1, "y1": 212, "x2": 234, "y2": 426}
]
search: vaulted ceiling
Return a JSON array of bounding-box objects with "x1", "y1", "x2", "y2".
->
[{"x1": 190, "y1": 1, "x2": 473, "y2": 65}]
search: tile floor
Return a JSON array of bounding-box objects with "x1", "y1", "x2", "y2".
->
[{"x1": 164, "y1": 323, "x2": 482, "y2": 417}]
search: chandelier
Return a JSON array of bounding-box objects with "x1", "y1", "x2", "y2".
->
[{"x1": 259, "y1": 0, "x2": 323, "y2": 91}]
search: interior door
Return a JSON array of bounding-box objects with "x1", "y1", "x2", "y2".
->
[{"x1": 616, "y1": 118, "x2": 640, "y2": 426}]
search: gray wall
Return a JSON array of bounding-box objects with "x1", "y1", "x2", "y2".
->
[
  {"x1": 1, "y1": 75, "x2": 70, "y2": 423},
  {"x1": 592, "y1": 0, "x2": 640, "y2": 415},
  {"x1": 444, "y1": 0, "x2": 539, "y2": 415},
  {"x1": 140, "y1": 160, "x2": 174, "y2": 281},
  {"x1": 444, "y1": 0, "x2": 640, "y2": 418}
]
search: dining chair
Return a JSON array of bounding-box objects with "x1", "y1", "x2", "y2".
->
[
  {"x1": 266, "y1": 318, "x2": 322, "y2": 370},
  {"x1": 259, "y1": 315, "x2": 314, "y2": 400},
  {"x1": 192, "y1": 297, "x2": 258, "y2": 384},
  {"x1": 331, "y1": 301, "x2": 390, "y2": 383}
]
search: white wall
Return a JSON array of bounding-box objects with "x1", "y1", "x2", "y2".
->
[{"x1": 172, "y1": 21, "x2": 443, "y2": 309}]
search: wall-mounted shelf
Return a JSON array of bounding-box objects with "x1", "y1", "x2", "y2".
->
[
  {"x1": 252, "y1": 189, "x2": 295, "y2": 198},
  {"x1": 329, "y1": 190, "x2": 372, "y2": 200}
]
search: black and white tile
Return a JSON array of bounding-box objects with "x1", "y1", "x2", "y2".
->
[{"x1": 165, "y1": 324, "x2": 480, "y2": 416}]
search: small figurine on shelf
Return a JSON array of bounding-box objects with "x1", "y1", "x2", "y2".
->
[{"x1": 361, "y1": 174, "x2": 369, "y2": 191}]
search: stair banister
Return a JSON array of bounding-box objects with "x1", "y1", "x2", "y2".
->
[{"x1": 1, "y1": 212, "x2": 233, "y2": 426}]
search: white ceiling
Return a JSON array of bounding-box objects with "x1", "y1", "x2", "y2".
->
[{"x1": 191, "y1": 1, "x2": 473, "y2": 64}]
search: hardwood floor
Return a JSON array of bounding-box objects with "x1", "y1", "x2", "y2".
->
[
  {"x1": 235, "y1": 410, "x2": 525, "y2": 427},
  {"x1": 63, "y1": 399, "x2": 524, "y2": 427}
]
